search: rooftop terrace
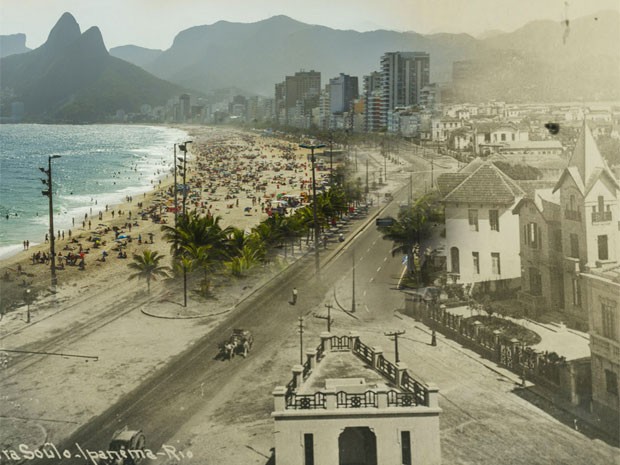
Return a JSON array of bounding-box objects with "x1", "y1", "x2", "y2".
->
[{"x1": 273, "y1": 333, "x2": 439, "y2": 413}]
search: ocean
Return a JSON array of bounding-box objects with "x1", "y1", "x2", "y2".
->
[{"x1": 0, "y1": 124, "x2": 189, "y2": 259}]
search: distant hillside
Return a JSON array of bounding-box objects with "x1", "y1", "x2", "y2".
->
[
  {"x1": 138, "y1": 15, "x2": 484, "y2": 96},
  {"x1": 0, "y1": 34, "x2": 30, "y2": 58},
  {"x1": 107, "y1": 12, "x2": 618, "y2": 102},
  {"x1": 0, "y1": 13, "x2": 189, "y2": 123},
  {"x1": 109, "y1": 44, "x2": 163, "y2": 68},
  {"x1": 454, "y1": 11, "x2": 620, "y2": 102}
]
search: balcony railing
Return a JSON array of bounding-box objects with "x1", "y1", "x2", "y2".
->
[
  {"x1": 592, "y1": 211, "x2": 612, "y2": 223},
  {"x1": 564, "y1": 209, "x2": 581, "y2": 221},
  {"x1": 275, "y1": 333, "x2": 439, "y2": 412}
]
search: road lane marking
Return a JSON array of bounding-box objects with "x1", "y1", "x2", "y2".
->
[
  {"x1": 377, "y1": 267, "x2": 381, "y2": 272},
  {"x1": 384, "y1": 257, "x2": 387, "y2": 262}
]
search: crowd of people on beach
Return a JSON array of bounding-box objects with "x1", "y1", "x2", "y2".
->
[{"x1": 3, "y1": 130, "x2": 327, "y2": 296}]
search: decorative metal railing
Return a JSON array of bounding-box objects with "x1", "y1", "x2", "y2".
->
[
  {"x1": 353, "y1": 339, "x2": 373, "y2": 365},
  {"x1": 287, "y1": 392, "x2": 326, "y2": 409},
  {"x1": 280, "y1": 334, "x2": 433, "y2": 410},
  {"x1": 302, "y1": 357, "x2": 312, "y2": 380},
  {"x1": 387, "y1": 390, "x2": 417, "y2": 407},
  {"x1": 376, "y1": 355, "x2": 397, "y2": 383},
  {"x1": 400, "y1": 371, "x2": 427, "y2": 405},
  {"x1": 592, "y1": 211, "x2": 612, "y2": 223},
  {"x1": 330, "y1": 335, "x2": 350, "y2": 350},
  {"x1": 315, "y1": 341, "x2": 324, "y2": 362},
  {"x1": 336, "y1": 390, "x2": 377, "y2": 408}
]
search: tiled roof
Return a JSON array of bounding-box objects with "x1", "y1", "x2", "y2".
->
[
  {"x1": 442, "y1": 162, "x2": 525, "y2": 205},
  {"x1": 437, "y1": 173, "x2": 468, "y2": 197}
]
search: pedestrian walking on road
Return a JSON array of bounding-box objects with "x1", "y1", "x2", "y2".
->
[{"x1": 431, "y1": 330, "x2": 437, "y2": 346}]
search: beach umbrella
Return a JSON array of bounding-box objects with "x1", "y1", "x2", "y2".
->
[
  {"x1": 244, "y1": 207, "x2": 252, "y2": 212},
  {"x1": 118, "y1": 234, "x2": 128, "y2": 239}
]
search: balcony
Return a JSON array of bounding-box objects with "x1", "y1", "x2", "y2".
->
[
  {"x1": 564, "y1": 209, "x2": 581, "y2": 222},
  {"x1": 592, "y1": 211, "x2": 612, "y2": 223}
]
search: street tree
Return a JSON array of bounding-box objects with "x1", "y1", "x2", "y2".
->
[{"x1": 128, "y1": 250, "x2": 171, "y2": 294}]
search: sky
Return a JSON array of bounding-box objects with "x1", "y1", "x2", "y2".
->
[{"x1": 1, "y1": 0, "x2": 619, "y2": 50}]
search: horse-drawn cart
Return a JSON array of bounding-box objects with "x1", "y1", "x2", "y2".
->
[{"x1": 218, "y1": 329, "x2": 253, "y2": 360}]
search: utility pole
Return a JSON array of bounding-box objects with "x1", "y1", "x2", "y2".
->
[
  {"x1": 313, "y1": 303, "x2": 333, "y2": 332},
  {"x1": 384, "y1": 330, "x2": 406, "y2": 363},
  {"x1": 351, "y1": 249, "x2": 356, "y2": 313},
  {"x1": 298, "y1": 316, "x2": 304, "y2": 364},
  {"x1": 365, "y1": 159, "x2": 369, "y2": 201},
  {"x1": 409, "y1": 174, "x2": 413, "y2": 207},
  {"x1": 431, "y1": 159, "x2": 434, "y2": 189},
  {"x1": 40, "y1": 155, "x2": 61, "y2": 290},
  {"x1": 300, "y1": 143, "x2": 326, "y2": 275}
]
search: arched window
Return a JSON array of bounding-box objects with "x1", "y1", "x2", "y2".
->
[{"x1": 451, "y1": 247, "x2": 460, "y2": 274}]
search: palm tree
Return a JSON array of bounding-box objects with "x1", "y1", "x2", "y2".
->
[
  {"x1": 378, "y1": 192, "x2": 443, "y2": 286},
  {"x1": 182, "y1": 243, "x2": 216, "y2": 295},
  {"x1": 128, "y1": 250, "x2": 171, "y2": 294}
]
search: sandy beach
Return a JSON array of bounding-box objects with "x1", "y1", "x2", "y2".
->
[{"x1": 0, "y1": 126, "x2": 330, "y2": 317}]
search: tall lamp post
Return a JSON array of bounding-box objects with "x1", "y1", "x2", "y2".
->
[
  {"x1": 174, "y1": 141, "x2": 192, "y2": 307},
  {"x1": 40, "y1": 155, "x2": 61, "y2": 289},
  {"x1": 299, "y1": 142, "x2": 325, "y2": 275}
]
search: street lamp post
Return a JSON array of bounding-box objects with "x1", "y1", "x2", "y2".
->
[
  {"x1": 40, "y1": 155, "x2": 61, "y2": 289},
  {"x1": 175, "y1": 141, "x2": 192, "y2": 308},
  {"x1": 299, "y1": 142, "x2": 326, "y2": 275}
]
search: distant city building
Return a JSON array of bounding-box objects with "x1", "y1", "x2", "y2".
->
[
  {"x1": 179, "y1": 94, "x2": 191, "y2": 122},
  {"x1": 283, "y1": 70, "x2": 321, "y2": 128},
  {"x1": 329, "y1": 73, "x2": 359, "y2": 114},
  {"x1": 363, "y1": 71, "x2": 383, "y2": 132},
  {"x1": 380, "y1": 52, "x2": 430, "y2": 127}
]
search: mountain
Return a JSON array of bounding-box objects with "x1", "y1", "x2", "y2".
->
[
  {"x1": 107, "y1": 12, "x2": 617, "y2": 102},
  {"x1": 138, "y1": 15, "x2": 484, "y2": 96},
  {"x1": 0, "y1": 33, "x2": 30, "y2": 58},
  {"x1": 453, "y1": 10, "x2": 620, "y2": 102},
  {"x1": 109, "y1": 44, "x2": 163, "y2": 68},
  {"x1": 0, "y1": 13, "x2": 189, "y2": 123}
]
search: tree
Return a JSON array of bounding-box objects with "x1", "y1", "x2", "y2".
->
[
  {"x1": 378, "y1": 192, "x2": 444, "y2": 286},
  {"x1": 128, "y1": 250, "x2": 170, "y2": 294}
]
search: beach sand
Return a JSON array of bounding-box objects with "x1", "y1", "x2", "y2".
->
[{"x1": 0, "y1": 126, "x2": 329, "y2": 316}]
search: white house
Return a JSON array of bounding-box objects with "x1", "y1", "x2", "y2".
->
[{"x1": 438, "y1": 160, "x2": 525, "y2": 288}]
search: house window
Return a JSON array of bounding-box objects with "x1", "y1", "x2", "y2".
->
[
  {"x1": 598, "y1": 235, "x2": 609, "y2": 260},
  {"x1": 468, "y1": 209, "x2": 479, "y2": 231},
  {"x1": 529, "y1": 268, "x2": 542, "y2": 296},
  {"x1": 401, "y1": 431, "x2": 412, "y2": 465},
  {"x1": 598, "y1": 195, "x2": 605, "y2": 212},
  {"x1": 473, "y1": 252, "x2": 480, "y2": 274},
  {"x1": 572, "y1": 278, "x2": 581, "y2": 307},
  {"x1": 491, "y1": 253, "x2": 501, "y2": 275},
  {"x1": 570, "y1": 234, "x2": 579, "y2": 258},
  {"x1": 605, "y1": 370, "x2": 618, "y2": 396},
  {"x1": 528, "y1": 223, "x2": 539, "y2": 248},
  {"x1": 512, "y1": 133, "x2": 516, "y2": 141},
  {"x1": 450, "y1": 247, "x2": 460, "y2": 274},
  {"x1": 552, "y1": 229, "x2": 562, "y2": 252},
  {"x1": 489, "y1": 210, "x2": 499, "y2": 231},
  {"x1": 602, "y1": 299, "x2": 617, "y2": 339},
  {"x1": 304, "y1": 434, "x2": 314, "y2": 465},
  {"x1": 501, "y1": 133, "x2": 506, "y2": 141}
]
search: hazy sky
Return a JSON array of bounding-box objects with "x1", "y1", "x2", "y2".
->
[{"x1": 1, "y1": 0, "x2": 618, "y2": 50}]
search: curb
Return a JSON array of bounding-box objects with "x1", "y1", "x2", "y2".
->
[{"x1": 140, "y1": 306, "x2": 233, "y2": 319}]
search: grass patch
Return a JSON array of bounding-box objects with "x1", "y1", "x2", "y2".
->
[{"x1": 465, "y1": 315, "x2": 541, "y2": 346}]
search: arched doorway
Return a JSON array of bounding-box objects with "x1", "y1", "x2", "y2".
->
[
  {"x1": 338, "y1": 427, "x2": 377, "y2": 465},
  {"x1": 450, "y1": 247, "x2": 460, "y2": 274}
]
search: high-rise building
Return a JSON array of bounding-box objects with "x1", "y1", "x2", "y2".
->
[
  {"x1": 284, "y1": 70, "x2": 321, "y2": 127},
  {"x1": 380, "y1": 52, "x2": 430, "y2": 126},
  {"x1": 363, "y1": 71, "x2": 383, "y2": 132},
  {"x1": 329, "y1": 73, "x2": 359, "y2": 114}
]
